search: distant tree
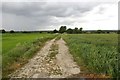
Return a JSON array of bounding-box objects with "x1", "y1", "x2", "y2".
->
[
  {"x1": 10, "y1": 30, "x2": 15, "y2": 33},
  {"x1": 106, "y1": 31, "x2": 110, "y2": 34},
  {"x1": 73, "y1": 27, "x2": 79, "y2": 34},
  {"x1": 22, "y1": 31, "x2": 27, "y2": 33},
  {"x1": 79, "y1": 27, "x2": 83, "y2": 33},
  {"x1": 47, "y1": 31, "x2": 50, "y2": 33},
  {"x1": 1, "y1": 29, "x2": 6, "y2": 33},
  {"x1": 66, "y1": 28, "x2": 73, "y2": 34},
  {"x1": 118, "y1": 30, "x2": 120, "y2": 34},
  {"x1": 22, "y1": 31, "x2": 31, "y2": 33},
  {"x1": 53, "y1": 29, "x2": 58, "y2": 33},
  {"x1": 96, "y1": 30, "x2": 103, "y2": 34},
  {"x1": 59, "y1": 26, "x2": 66, "y2": 33}
]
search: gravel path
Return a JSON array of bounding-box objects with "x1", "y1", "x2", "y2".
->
[
  {"x1": 56, "y1": 38, "x2": 80, "y2": 77},
  {"x1": 9, "y1": 38, "x2": 80, "y2": 78}
]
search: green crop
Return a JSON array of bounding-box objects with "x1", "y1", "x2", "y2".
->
[
  {"x1": 62, "y1": 34, "x2": 118, "y2": 78},
  {"x1": 2, "y1": 33, "x2": 57, "y2": 77}
]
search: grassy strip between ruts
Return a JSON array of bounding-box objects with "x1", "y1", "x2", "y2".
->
[
  {"x1": 2, "y1": 34, "x2": 57, "y2": 78},
  {"x1": 62, "y1": 34, "x2": 118, "y2": 78}
]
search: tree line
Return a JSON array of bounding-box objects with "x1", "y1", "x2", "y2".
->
[
  {"x1": 53, "y1": 26, "x2": 118, "y2": 34},
  {"x1": 53, "y1": 26, "x2": 83, "y2": 34},
  {"x1": 0, "y1": 29, "x2": 15, "y2": 33},
  {"x1": 0, "y1": 26, "x2": 119, "y2": 34}
]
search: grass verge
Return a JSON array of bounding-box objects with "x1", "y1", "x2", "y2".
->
[{"x1": 2, "y1": 34, "x2": 57, "y2": 78}]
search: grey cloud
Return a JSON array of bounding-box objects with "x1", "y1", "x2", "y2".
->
[
  {"x1": 2, "y1": 2, "x2": 99, "y2": 17},
  {"x1": 2, "y1": 2, "x2": 109, "y2": 31},
  {"x1": 2, "y1": 2, "x2": 46, "y2": 17}
]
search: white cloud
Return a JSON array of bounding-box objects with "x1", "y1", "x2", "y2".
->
[
  {"x1": 67, "y1": 3, "x2": 118, "y2": 30},
  {"x1": 2, "y1": 1, "x2": 118, "y2": 31}
]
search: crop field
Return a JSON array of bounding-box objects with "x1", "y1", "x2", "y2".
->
[
  {"x1": 2, "y1": 33, "x2": 119, "y2": 78},
  {"x1": 2, "y1": 33, "x2": 56, "y2": 54},
  {"x1": 2, "y1": 33, "x2": 57, "y2": 77},
  {"x1": 62, "y1": 34, "x2": 118, "y2": 77}
]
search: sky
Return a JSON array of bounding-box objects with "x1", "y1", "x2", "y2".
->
[{"x1": 1, "y1": 0, "x2": 119, "y2": 31}]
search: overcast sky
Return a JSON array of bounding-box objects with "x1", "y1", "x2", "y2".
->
[{"x1": 1, "y1": 0, "x2": 118, "y2": 31}]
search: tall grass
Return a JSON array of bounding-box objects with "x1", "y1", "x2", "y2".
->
[
  {"x1": 62, "y1": 34, "x2": 118, "y2": 77},
  {"x1": 2, "y1": 33, "x2": 57, "y2": 77}
]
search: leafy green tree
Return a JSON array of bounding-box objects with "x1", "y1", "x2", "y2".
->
[
  {"x1": 59, "y1": 26, "x2": 66, "y2": 33},
  {"x1": 79, "y1": 27, "x2": 83, "y2": 33},
  {"x1": 53, "y1": 29, "x2": 58, "y2": 33},
  {"x1": 10, "y1": 30, "x2": 15, "y2": 33},
  {"x1": 1, "y1": 29, "x2": 6, "y2": 33},
  {"x1": 73, "y1": 27, "x2": 79, "y2": 34},
  {"x1": 66, "y1": 28, "x2": 73, "y2": 34},
  {"x1": 96, "y1": 30, "x2": 103, "y2": 34}
]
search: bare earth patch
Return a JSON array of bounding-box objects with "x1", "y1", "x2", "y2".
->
[{"x1": 9, "y1": 38, "x2": 80, "y2": 78}]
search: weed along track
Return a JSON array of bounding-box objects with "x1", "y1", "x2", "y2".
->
[
  {"x1": 9, "y1": 39, "x2": 56, "y2": 78},
  {"x1": 9, "y1": 38, "x2": 80, "y2": 78}
]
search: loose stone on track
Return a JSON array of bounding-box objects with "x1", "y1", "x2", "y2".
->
[{"x1": 9, "y1": 38, "x2": 80, "y2": 78}]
